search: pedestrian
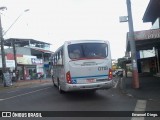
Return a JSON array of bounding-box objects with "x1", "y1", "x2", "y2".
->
[
  {"x1": 12, "y1": 70, "x2": 16, "y2": 82},
  {"x1": 39, "y1": 73, "x2": 44, "y2": 79},
  {"x1": 9, "y1": 70, "x2": 13, "y2": 86},
  {"x1": 16, "y1": 70, "x2": 19, "y2": 81}
]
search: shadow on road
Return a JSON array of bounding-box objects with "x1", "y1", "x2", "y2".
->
[{"x1": 59, "y1": 90, "x2": 110, "y2": 101}]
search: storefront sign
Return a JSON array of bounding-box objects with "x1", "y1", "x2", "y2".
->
[
  {"x1": 0, "y1": 59, "x2": 15, "y2": 68},
  {"x1": 31, "y1": 58, "x2": 43, "y2": 64},
  {"x1": 17, "y1": 55, "x2": 37, "y2": 65},
  {"x1": 17, "y1": 57, "x2": 29, "y2": 64},
  {"x1": 134, "y1": 29, "x2": 160, "y2": 40},
  {"x1": 6, "y1": 60, "x2": 15, "y2": 67}
]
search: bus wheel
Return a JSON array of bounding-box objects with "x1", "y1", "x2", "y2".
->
[
  {"x1": 52, "y1": 76, "x2": 56, "y2": 87},
  {"x1": 53, "y1": 80, "x2": 56, "y2": 87},
  {"x1": 58, "y1": 81, "x2": 64, "y2": 94}
]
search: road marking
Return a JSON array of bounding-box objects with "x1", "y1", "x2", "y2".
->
[
  {"x1": 113, "y1": 81, "x2": 119, "y2": 88},
  {"x1": 7, "y1": 90, "x2": 19, "y2": 93},
  {"x1": 29, "y1": 83, "x2": 51, "y2": 88},
  {"x1": 131, "y1": 100, "x2": 147, "y2": 120},
  {"x1": 113, "y1": 78, "x2": 119, "y2": 88},
  {"x1": 0, "y1": 87, "x2": 51, "y2": 101}
]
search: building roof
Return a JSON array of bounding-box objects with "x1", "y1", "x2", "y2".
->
[
  {"x1": 143, "y1": 0, "x2": 160, "y2": 23},
  {"x1": 4, "y1": 38, "x2": 51, "y2": 47}
]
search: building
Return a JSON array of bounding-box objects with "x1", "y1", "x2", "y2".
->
[
  {"x1": 0, "y1": 38, "x2": 53, "y2": 81},
  {"x1": 126, "y1": 0, "x2": 160, "y2": 76}
]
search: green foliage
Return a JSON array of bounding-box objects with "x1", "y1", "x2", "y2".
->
[{"x1": 117, "y1": 58, "x2": 127, "y2": 69}]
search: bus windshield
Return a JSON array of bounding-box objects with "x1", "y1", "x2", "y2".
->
[{"x1": 68, "y1": 43, "x2": 108, "y2": 59}]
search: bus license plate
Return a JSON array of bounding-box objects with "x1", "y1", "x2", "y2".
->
[{"x1": 86, "y1": 79, "x2": 96, "y2": 83}]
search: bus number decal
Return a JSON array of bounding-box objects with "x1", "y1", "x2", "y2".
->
[{"x1": 98, "y1": 66, "x2": 108, "y2": 71}]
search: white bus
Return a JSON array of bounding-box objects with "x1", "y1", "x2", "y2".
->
[{"x1": 52, "y1": 40, "x2": 113, "y2": 93}]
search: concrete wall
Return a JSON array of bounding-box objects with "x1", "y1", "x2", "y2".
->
[{"x1": 5, "y1": 47, "x2": 31, "y2": 55}]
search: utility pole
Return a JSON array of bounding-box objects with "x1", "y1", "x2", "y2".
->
[
  {"x1": 0, "y1": 7, "x2": 7, "y2": 87},
  {"x1": 126, "y1": 0, "x2": 139, "y2": 88},
  {"x1": 12, "y1": 39, "x2": 17, "y2": 73}
]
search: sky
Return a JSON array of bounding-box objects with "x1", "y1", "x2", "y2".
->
[{"x1": 1, "y1": 0, "x2": 151, "y2": 60}]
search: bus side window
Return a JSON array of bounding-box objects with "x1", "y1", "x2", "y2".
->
[
  {"x1": 61, "y1": 50, "x2": 64, "y2": 65},
  {"x1": 57, "y1": 50, "x2": 63, "y2": 66}
]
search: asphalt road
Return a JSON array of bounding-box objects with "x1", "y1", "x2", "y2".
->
[{"x1": 0, "y1": 79, "x2": 159, "y2": 120}]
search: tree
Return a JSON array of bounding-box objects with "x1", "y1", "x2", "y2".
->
[{"x1": 117, "y1": 58, "x2": 127, "y2": 69}]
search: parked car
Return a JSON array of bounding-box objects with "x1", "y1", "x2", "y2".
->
[
  {"x1": 114, "y1": 69, "x2": 123, "y2": 77},
  {"x1": 113, "y1": 71, "x2": 117, "y2": 77}
]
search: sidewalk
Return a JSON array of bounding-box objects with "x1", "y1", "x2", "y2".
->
[
  {"x1": 119, "y1": 76, "x2": 160, "y2": 101},
  {"x1": 0, "y1": 78, "x2": 52, "y2": 91}
]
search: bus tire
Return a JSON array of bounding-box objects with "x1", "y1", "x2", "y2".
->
[
  {"x1": 52, "y1": 76, "x2": 56, "y2": 87},
  {"x1": 58, "y1": 80, "x2": 64, "y2": 94}
]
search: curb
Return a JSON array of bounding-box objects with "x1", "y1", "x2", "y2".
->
[
  {"x1": 0, "y1": 79, "x2": 52, "y2": 91},
  {"x1": 117, "y1": 77, "x2": 133, "y2": 97}
]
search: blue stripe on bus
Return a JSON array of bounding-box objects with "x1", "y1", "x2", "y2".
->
[{"x1": 71, "y1": 75, "x2": 108, "y2": 79}]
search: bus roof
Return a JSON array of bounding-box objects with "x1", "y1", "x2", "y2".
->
[{"x1": 65, "y1": 40, "x2": 109, "y2": 44}]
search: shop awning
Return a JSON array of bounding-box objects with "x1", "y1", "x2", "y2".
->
[
  {"x1": 30, "y1": 48, "x2": 54, "y2": 54},
  {"x1": 126, "y1": 29, "x2": 160, "y2": 52},
  {"x1": 143, "y1": 0, "x2": 160, "y2": 23}
]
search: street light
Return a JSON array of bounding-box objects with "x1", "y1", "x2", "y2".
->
[
  {"x1": 0, "y1": 8, "x2": 29, "y2": 86},
  {"x1": 5, "y1": 9, "x2": 29, "y2": 81},
  {"x1": 3, "y1": 9, "x2": 30, "y2": 36},
  {"x1": 4, "y1": 9, "x2": 29, "y2": 73}
]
